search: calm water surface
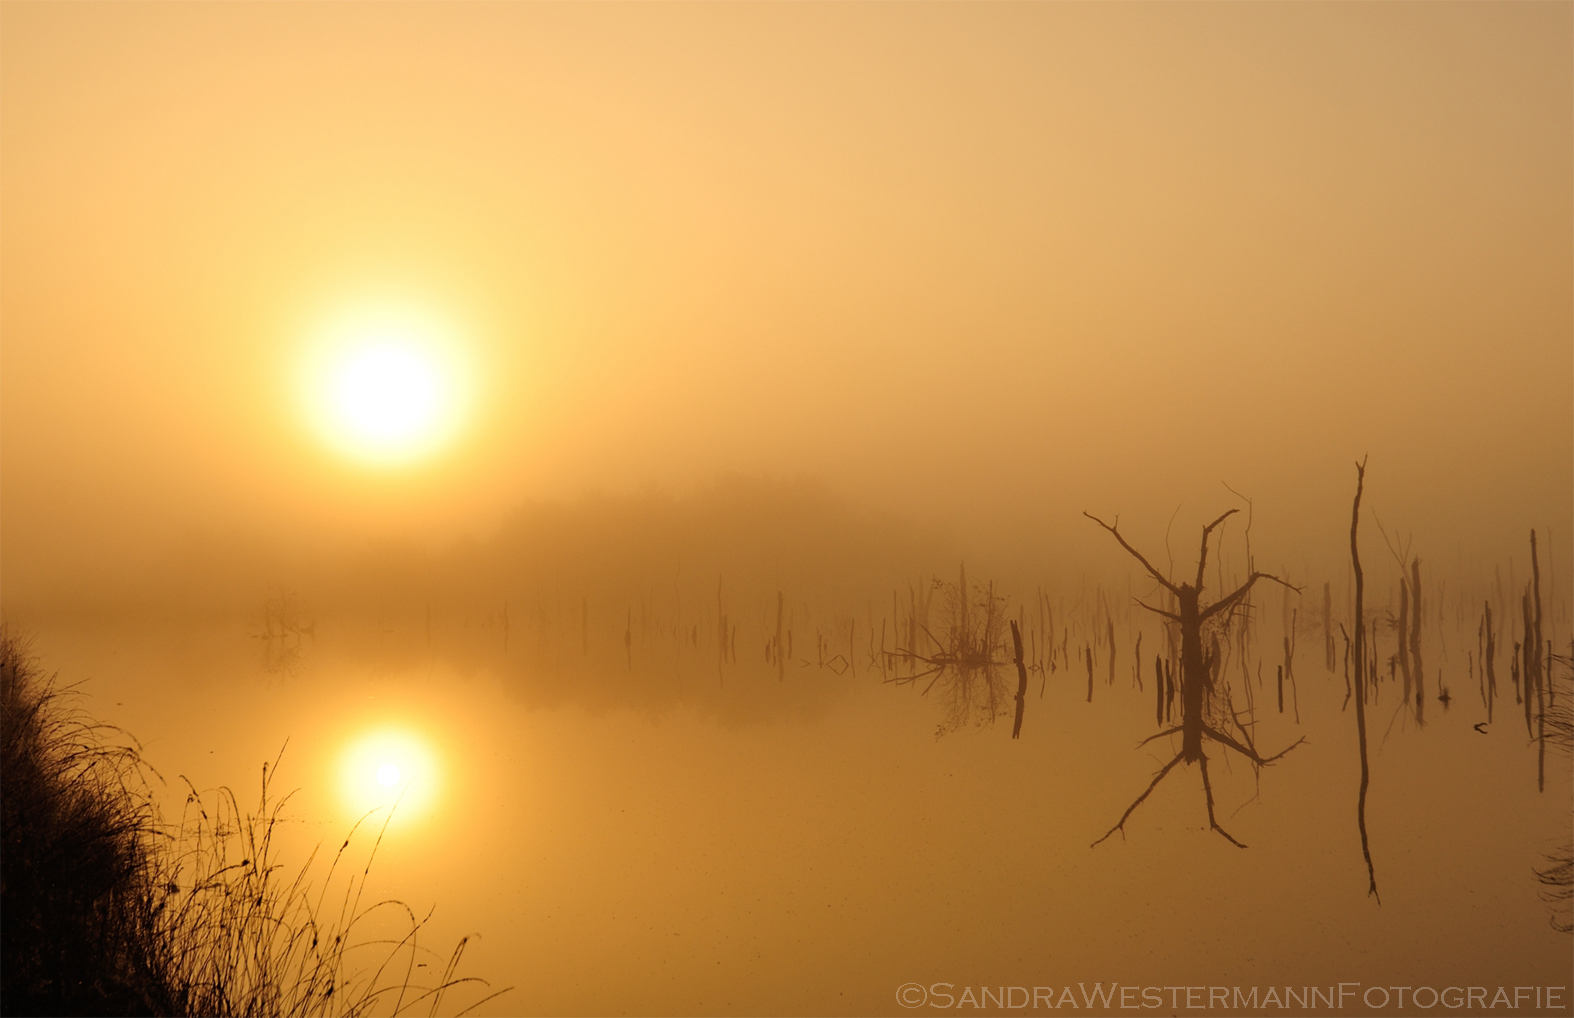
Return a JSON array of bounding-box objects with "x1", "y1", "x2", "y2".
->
[{"x1": 19, "y1": 616, "x2": 1572, "y2": 1016}]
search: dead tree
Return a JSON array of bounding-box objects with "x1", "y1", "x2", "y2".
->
[
  {"x1": 1085, "y1": 508, "x2": 1304, "y2": 848},
  {"x1": 1349, "y1": 460, "x2": 1380, "y2": 901}
]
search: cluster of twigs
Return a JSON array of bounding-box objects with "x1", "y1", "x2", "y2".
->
[{"x1": 884, "y1": 566, "x2": 1012, "y2": 737}]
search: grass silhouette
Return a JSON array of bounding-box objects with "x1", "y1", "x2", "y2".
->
[{"x1": 1, "y1": 629, "x2": 506, "y2": 1016}]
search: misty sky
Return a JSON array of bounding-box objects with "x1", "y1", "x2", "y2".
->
[{"x1": 3, "y1": 3, "x2": 1569, "y2": 607}]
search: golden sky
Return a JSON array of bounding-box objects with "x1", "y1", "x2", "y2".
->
[{"x1": 3, "y1": 2, "x2": 1569, "y2": 604}]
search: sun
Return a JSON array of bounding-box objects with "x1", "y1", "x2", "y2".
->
[
  {"x1": 332, "y1": 345, "x2": 442, "y2": 448},
  {"x1": 303, "y1": 305, "x2": 469, "y2": 464}
]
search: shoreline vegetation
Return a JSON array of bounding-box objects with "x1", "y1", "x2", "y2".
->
[{"x1": 0, "y1": 629, "x2": 506, "y2": 1017}]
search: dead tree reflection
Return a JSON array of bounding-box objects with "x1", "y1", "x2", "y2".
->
[
  {"x1": 1084, "y1": 510, "x2": 1304, "y2": 848},
  {"x1": 885, "y1": 565, "x2": 1012, "y2": 737},
  {"x1": 249, "y1": 590, "x2": 315, "y2": 676}
]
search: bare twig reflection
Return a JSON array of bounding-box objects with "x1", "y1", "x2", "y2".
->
[{"x1": 885, "y1": 566, "x2": 1012, "y2": 738}]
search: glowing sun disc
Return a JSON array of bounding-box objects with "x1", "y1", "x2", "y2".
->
[
  {"x1": 333, "y1": 347, "x2": 441, "y2": 445},
  {"x1": 339, "y1": 728, "x2": 440, "y2": 824},
  {"x1": 303, "y1": 306, "x2": 469, "y2": 465}
]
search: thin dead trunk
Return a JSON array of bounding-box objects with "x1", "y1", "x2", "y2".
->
[
  {"x1": 1011, "y1": 620, "x2": 1029, "y2": 739},
  {"x1": 1411, "y1": 558, "x2": 1424, "y2": 726},
  {"x1": 1284, "y1": 610, "x2": 1301, "y2": 723},
  {"x1": 1350, "y1": 459, "x2": 1380, "y2": 902},
  {"x1": 1398, "y1": 580, "x2": 1412, "y2": 702},
  {"x1": 1324, "y1": 581, "x2": 1336, "y2": 673},
  {"x1": 1340, "y1": 623, "x2": 1352, "y2": 710},
  {"x1": 1107, "y1": 619, "x2": 1117, "y2": 686},
  {"x1": 1524, "y1": 591, "x2": 1537, "y2": 740},
  {"x1": 1532, "y1": 531, "x2": 1546, "y2": 791},
  {"x1": 1155, "y1": 654, "x2": 1165, "y2": 726},
  {"x1": 1484, "y1": 601, "x2": 1497, "y2": 722},
  {"x1": 1481, "y1": 601, "x2": 1498, "y2": 723}
]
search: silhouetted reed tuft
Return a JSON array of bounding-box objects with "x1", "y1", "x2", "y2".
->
[
  {"x1": 1, "y1": 629, "x2": 505, "y2": 1016},
  {"x1": 2, "y1": 630, "x2": 178, "y2": 1015}
]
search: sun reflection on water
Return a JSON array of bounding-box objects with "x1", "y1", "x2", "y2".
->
[{"x1": 338, "y1": 727, "x2": 440, "y2": 826}]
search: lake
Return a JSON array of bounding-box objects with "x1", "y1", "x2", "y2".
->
[{"x1": 13, "y1": 598, "x2": 1571, "y2": 1016}]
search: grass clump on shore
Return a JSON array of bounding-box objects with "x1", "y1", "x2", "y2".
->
[
  {"x1": 1, "y1": 630, "x2": 504, "y2": 1016},
  {"x1": 2, "y1": 630, "x2": 178, "y2": 1014}
]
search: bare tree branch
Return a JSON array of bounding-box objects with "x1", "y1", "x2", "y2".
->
[
  {"x1": 1083, "y1": 513, "x2": 1180, "y2": 595},
  {"x1": 1194, "y1": 509, "x2": 1239, "y2": 592},
  {"x1": 1137, "y1": 725, "x2": 1185, "y2": 749},
  {"x1": 1133, "y1": 598, "x2": 1180, "y2": 621},
  {"x1": 1202, "y1": 725, "x2": 1307, "y2": 767},
  {"x1": 1200, "y1": 571, "x2": 1301, "y2": 622},
  {"x1": 1198, "y1": 753, "x2": 1247, "y2": 848},
  {"x1": 1091, "y1": 751, "x2": 1185, "y2": 848}
]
